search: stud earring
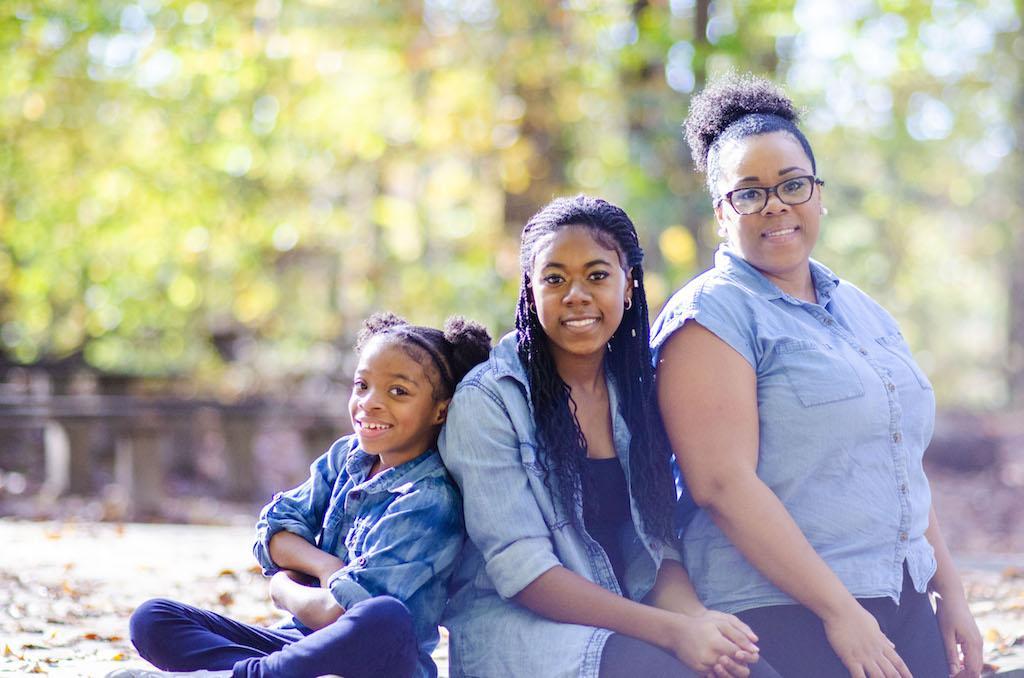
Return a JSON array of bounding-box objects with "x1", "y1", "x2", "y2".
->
[{"x1": 821, "y1": 206, "x2": 829, "y2": 216}]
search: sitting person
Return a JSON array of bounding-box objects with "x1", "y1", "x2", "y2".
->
[{"x1": 110, "y1": 312, "x2": 490, "y2": 678}]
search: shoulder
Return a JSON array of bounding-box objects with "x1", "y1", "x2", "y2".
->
[
  {"x1": 832, "y1": 276, "x2": 902, "y2": 334},
  {"x1": 652, "y1": 268, "x2": 757, "y2": 351}
]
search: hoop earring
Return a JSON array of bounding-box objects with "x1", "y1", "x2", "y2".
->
[
  {"x1": 528, "y1": 301, "x2": 536, "y2": 314},
  {"x1": 624, "y1": 298, "x2": 632, "y2": 311}
]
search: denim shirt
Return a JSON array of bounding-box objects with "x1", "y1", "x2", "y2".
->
[
  {"x1": 438, "y1": 333, "x2": 683, "y2": 678},
  {"x1": 651, "y1": 245, "x2": 937, "y2": 614},
  {"x1": 253, "y1": 436, "x2": 464, "y2": 678}
]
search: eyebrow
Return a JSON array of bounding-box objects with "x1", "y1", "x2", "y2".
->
[
  {"x1": 736, "y1": 166, "x2": 807, "y2": 183},
  {"x1": 355, "y1": 369, "x2": 420, "y2": 385},
  {"x1": 542, "y1": 258, "x2": 615, "y2": 270}
]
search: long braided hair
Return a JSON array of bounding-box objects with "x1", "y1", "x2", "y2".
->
[{"x1": 514, "y1": 195, "x2": 677, "y2": 542}]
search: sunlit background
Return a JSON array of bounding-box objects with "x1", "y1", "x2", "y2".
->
[{"x1": 2, "y1": 0, "x2": 1022, "y2": 407}]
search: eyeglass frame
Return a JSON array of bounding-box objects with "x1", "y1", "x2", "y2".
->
[{"x1": 716, "y1": 175, "x2": 825, "y2": 215}]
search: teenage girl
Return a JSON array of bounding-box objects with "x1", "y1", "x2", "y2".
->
[
  {"x1": 111, "y1": 313, "x2": 491, "y2": 678},
  {"x1": 439, "y1": 195, "x2": 779, "y2": 678}
]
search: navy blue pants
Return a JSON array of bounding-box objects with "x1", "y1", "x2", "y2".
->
[
  {"x1": 736, "y1": 566, "x2": 948, "y2": 678},
  {"x1": 129, "y1": 595, "x2": 419, "y2": 678}
]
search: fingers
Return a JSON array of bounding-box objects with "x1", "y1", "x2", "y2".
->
[
  {"x1": 718, "y1": 618, "x2": 760, "y2": 654},
  {"x1": 883, "y1": 644, "x2": 912, "y2": 678},
  {"x1": 960, "y1": 633, "x2": 984, "y2": 678},
  {"x1": 713, "y1": 655, "x2": 750, "y2": 678}
]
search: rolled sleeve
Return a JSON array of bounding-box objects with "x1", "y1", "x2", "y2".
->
[
  {"x1": 327, "y1": 570, "x2": 373, "y2": 610},
  {"x1": 252, "y1": 438, "x2": 348, "y2": 575},
  {"x1": 440, "y1": 381, "x2": 561, "y2": 600},
  {"x1": 651, "y1": 283, "x2": 757, "y2": 370}
]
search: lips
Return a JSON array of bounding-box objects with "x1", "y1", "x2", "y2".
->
[
  {"x1": 761, "y1": 225, "x2": 800, "y2": 239},
  {"x1": 562, "y1": 317, "x2": 599, "y2": 329},
  {"x1": 356, "y1": 420, "x2": 392, "y2": 437}
]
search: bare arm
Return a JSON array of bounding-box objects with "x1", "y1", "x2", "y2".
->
[
  {"x1": 926, "y1": 505, "x2": 983, "y2": 678},
  {"x1": 515, "y1": 564, "x2": 759, "y2": 676},
  {"x1": 658, "y1": 323, "x2": 911, "y2": 678},
  {"x1": 269, "y1": 569, "x2": 344, "y2": 630},
  {"x1": 643, "y1": 558, "x2": 707, "y2": 616},
  {"x1": 268, "y1": 530, "x2": 345, "y2": 588}
]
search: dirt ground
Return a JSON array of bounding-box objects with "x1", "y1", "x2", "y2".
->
[{"x1": 0, "y1": 519, "x2": 1021, "y2": 678}]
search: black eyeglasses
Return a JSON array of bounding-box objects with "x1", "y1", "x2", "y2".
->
[{"x1": 718, "y1": 175, "x2": 825, "y2": 215}]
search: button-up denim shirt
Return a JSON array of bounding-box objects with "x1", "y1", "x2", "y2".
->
[
  {"x1": 438, "y1": 333, "x2": 683, "y2": 678},
  {"x1": 651, "y1": 245, "x2": 937, "y2": 614},
  {"x1": 253, "y1": 436, "x2": 464, "y2": 678}
]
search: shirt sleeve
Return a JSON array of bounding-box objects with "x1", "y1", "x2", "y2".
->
[
  {"x1": 325, "y1": 480, "x2": 464, "y2": 611},
  {"x1": 253, "y1": 437, "x2": 349, "y2": 575},
  {"x1": 651, "y1": 280, "x2": 758, "y2": 370},
  {"x1": 439, "y1": 381, "x2": 562, "y2": 600}
]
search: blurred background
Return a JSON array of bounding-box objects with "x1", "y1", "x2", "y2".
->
[{"x1": 0, "y1": 1, "x2": 1021, "y2": 547}]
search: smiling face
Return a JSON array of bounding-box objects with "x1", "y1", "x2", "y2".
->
[
  {"x1": 348, "y1": 336, "x2": 448, "y2": 468},
  {"x1": 714, "y1": 130, "x2": 823, "y2": 295},
  {"x1": 528, "y1": 225, "x2": 632, "y2": 368}
]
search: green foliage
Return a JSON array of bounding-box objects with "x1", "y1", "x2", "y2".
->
[{"x1": 0, "y1": 0, "x2": 1020, "y2": 406}]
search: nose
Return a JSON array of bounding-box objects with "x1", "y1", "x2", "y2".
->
[
  {"x1": 761, "y1": 188, "x2": 790, "y2": 215},
  {"x1": 357, "y1": 388, "x2": 384, "y2": 411},
  {"x1": 563, "y1": 280, "x2": 591, "y2": 305}
]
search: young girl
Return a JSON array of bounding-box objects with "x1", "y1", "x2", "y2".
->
[
  {"x1": 438, "y1": 195, "x2": 779, "y2": 678},
  {"x1": 112, "y1": 313, "x2": 491, "y2": 678}
]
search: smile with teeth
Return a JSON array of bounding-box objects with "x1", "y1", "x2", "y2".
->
[
  {"x1": 359, "y1": 421, "x2": 392, "y2": 431},
  {"x1": 563, "y1": 318, "x2": 599, "y2": 328},
  {"x1": 762, "y1": 226, "x2": 799, "y2": 238}
]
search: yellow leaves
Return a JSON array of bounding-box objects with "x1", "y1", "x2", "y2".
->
[
  {"x1": 373, "y1": 196, "x2": 422, "y2": 262},
  {"x1": 233, "y1": 278, "x2": 278, "y2": 325},
  {"x1": 659, "y1": 225, "x2": 697, "y2": 269},
  {"x1": 167, "y1": 274, "x2": 202, "y2": 311}
]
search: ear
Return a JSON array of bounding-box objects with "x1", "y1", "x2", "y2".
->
[
  {"x1": 624, "y1": 268, "x2": 634, "y2": 305},
  {"x1": 433, "y1": 398, "x2": 451, "y2": 425}
]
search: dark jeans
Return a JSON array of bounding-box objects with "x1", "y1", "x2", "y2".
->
[
  {"x1": 736, "y1": 566, "x2": 948, "y2": 678},
  {"x1": 129, "y1": 595, "x2": 419, "y2": 678},
  {"x1": 600, "y1": 632, "x2": 783, "y2": 678}
]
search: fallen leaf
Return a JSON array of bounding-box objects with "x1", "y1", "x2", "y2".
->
[
  {"x1": 985, "y1": 628, "x2": 1003, "y2": 643},
  {"x1": 218, "y1": 568, "x2": 236, "y2": 577},
  {"x1": 218, "y1": 591, "x2": 234, "y2": 606}
]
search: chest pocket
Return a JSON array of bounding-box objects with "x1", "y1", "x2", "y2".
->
[
  {"x1": 776, "y1": 339, "x2": 865, "y2": 407},
  {"x1": 876, "y1": 333, "x2": 932, "y2": 390}
]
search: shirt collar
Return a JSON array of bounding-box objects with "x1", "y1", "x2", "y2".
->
[
  {"x1": 715, "y1": 244, "x2": 840, "y2": 305},
  {"x1": 345, "y1": 441, "x2": 445, "y2": 495}
]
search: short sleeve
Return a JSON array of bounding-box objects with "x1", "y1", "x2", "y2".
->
[{"x1": 651, "y1": 279, "x2": 757, "y2": 370}]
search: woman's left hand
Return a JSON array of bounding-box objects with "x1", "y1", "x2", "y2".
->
[{"x1": 935, "y1": 592, "x2": 983, "y2": 678}]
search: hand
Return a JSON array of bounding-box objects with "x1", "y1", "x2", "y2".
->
[
  {"x1": 269, "y1": 570, "x2": 343, "y2": 630},
  {"x1": 935, "y1": 592, "x2": 983, "y2": 678},
  {"x1": 666, "y1": 609, "x2": 760, "y2": 676},
  {"x1": 822, "y1": 604, "x2": 911, "y2": 678}
]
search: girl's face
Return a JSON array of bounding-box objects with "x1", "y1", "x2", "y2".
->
[
  {"x1": 528, "y1": 225, "x2": 632, "y2": 366},
  {"x1": 348, "y1": 337, "x2": 448, "y2": 466},
  {"x1": 713, "y1": 131, "x2": 822, "y2": 289}
]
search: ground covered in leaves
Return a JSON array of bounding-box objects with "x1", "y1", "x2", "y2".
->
[{"x1": 0, "y1": 517, "x2": 1020, "y2": 677}]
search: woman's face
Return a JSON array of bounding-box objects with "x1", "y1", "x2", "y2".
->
[
  {"x1": 528, "y1": 225, "x2": 632, "y2": 366},
  {"x1": 713, "y1": 131, "x2": 822, "y2": 288}
]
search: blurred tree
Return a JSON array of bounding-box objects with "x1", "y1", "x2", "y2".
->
[{"x1": 0, "y1": 0, "x2": 1020, "y2": 407}]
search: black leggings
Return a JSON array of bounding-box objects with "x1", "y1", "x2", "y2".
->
[
  {"x1": 736, "y1": 567, "x2": 948, "y2": 678},
  {"x1": 599, "y1": 633, "x2": 783, "y2": 678}
]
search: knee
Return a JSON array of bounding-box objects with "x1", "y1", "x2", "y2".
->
[
  {"x1": 353, "y1": 595, "x2": 414, "y2": 639},
  {"x1": 129, "y1": 598, "x2": 182, "y2": 661}
]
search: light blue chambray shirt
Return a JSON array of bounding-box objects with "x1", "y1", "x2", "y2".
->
[
  {"x1": 253, "y1": 436, "x2": 464, "y2": 678},
  {"x1": 651, "y1": 245, "x2": 937, "y2": 614},
  {"x1": 438, "y1": 333, "x2": 683, "y2": 678}
]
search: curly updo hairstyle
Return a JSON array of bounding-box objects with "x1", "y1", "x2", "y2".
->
[
  {"x1": 514, "y1": 194, "x2": 677, "y2": 542},
  {"x1": 357, "y1": 312, "x2": 492, "y2": 401},
  {"x1": 684, "y1": 73, "x2": 817, "y2": 201}
]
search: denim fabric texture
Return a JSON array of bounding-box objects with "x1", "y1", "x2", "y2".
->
[
  {"x1": 438, "y1": 333, "x2": 683, "y2": 678},
  {"x1": 651, "y1": 245, "x2": 937, "y2": 614},
  {"x1": 253, "y1": 436, "x2": 464, "y2": 678}
]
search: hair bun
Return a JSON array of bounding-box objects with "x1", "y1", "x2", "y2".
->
[
  {"x1": 443, "y1": 315, "x2": 492, "y2": 380},
  {"x1": 356, "y1": 311, "x2": 408, "y2": 350},
  {"x1": 684, "y1": 72, "x2": 800, "y2": 171}
]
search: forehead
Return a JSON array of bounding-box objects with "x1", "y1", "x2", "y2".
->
[
  {"x1": 717, "y1": 131, "x2": 811, "y2": 184},
  {"x1": 532, "y1": 225, "x2": 624, "y2": 268},
  {"x1": 356, "y1": 336, "x2": 431, "y2": 380}
]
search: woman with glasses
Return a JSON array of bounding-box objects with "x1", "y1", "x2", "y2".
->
[{"x1": 651, "y1": 74, "x2": 982, "y2": 678}]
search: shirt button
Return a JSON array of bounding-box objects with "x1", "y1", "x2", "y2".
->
[
  {"x1": 892, "y1": 432, "x2": 902, "y2": 443},
  {"x1": 859, "y1": 348, "x2": 868, "y2": 356},
  {"x1": 900, "y1": 484, "x2": 908, "y2": 493},
  {"x1": 357, "y1": 556, "x2": 367, "y2": 567},
  {"x1": 887, "y1": 383, "x2": 896, "y2": 392},
  {"x1": 899, "y1": 532, "x2": 908, "y2": 541}
]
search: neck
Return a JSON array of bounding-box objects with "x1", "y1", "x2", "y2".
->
[
  {"x1": 764, "y1": 265, "x2": 816, "y2": 303},
  {"x1": 551, "y1": 349, "x2": 606, "y2": 394}
]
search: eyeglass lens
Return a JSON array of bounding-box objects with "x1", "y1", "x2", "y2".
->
[{"x1": 730, "y1": 176, "x2": 815, "y2": 214}]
